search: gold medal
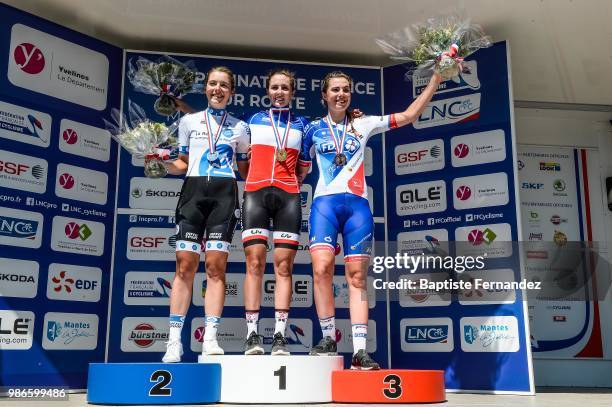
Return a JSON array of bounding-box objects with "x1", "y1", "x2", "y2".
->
[{"x1": 276, "y1": 148, "x2": 287, "y2": 162}]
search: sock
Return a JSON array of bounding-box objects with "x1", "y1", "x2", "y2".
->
[
  {"x1": 274, "y1": 309, "x2": 289, "y2": 335},
  {"x1": 204, "y1": 315, "x2": 221, "y2": 341},
  {"x1": 168, "y1": 314, "x2": 185, "y2": 342},
  {"x1": 352, "y1": 324, "x2": 368, "y2": 354},
  {"x1": 319, "y1": 316, "x2": 336, "y2": 339},
  {"x1": 246, "y1": 310, "x2": 260, "y2": 336}
]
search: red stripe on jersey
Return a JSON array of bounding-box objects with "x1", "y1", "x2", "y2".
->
[
  {"x1": 348, "y1": 162, "x2": 365, "y2": 197},
  {"x1": 389, "y1": 114, "x2": 398, "y2": 129},
  {"x1": 242, "y1": 235, "x2": 268, "y2": 242},
  {"x1": 245, "y1": 144, "x2": 300, "y2": 193},
  {"x1": 273, "y1": 239, "x2": 300, "y2": 245}
]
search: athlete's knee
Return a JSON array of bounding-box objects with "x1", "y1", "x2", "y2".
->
[
  {"x1": 176, "y1": 256, "x2": 198, "y2": 281},
  {"x1": 205, "y1": 259, "x2": 226, "y2": 283},
  {"x1": 312, "y1": 260, "x2": 334, "y2": 283},
  {"x1": 245, "y1": 254, "x2": 266, "y2": 277},
  {"x1": 274, "y1": 259, "x2": 293, "y2": 279},
  {"x1": 346, "y1": 268, "x2": 367, "y2": 289}
]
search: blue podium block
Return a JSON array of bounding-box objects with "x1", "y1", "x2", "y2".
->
[{"x1": 87, "y1": 363, "x2": 221, "y2": 405}]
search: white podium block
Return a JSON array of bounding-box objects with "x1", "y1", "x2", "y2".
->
[{"x1": 198, "y1": 355, "x2": 343, "y2": 403}]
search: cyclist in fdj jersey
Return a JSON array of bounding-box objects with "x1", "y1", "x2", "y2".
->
[
  {"x1": 299, "y1": 70, "x2": 441, "y2": 369},
  {"x1": 241, "y1": 69, "x2": 309, "y2": 355},
  {"x1": 161, "y1": 66, "x2": 249, "y2": 362}
]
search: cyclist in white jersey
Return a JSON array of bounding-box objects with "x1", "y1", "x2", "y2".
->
[
  {"x1": 299, "y1": 70, "x2": 441, "y2": 369},
  {"x1": 162, "y1": 67, "x2": 249, "y2": 363}
]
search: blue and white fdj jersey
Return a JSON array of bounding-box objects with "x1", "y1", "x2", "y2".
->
[
  {"x1": 178, "y1": 108, "x2": 249, "y2": 178},
  {"x1": 300, "y1": 115, "x2": 396, "y2": 199}
]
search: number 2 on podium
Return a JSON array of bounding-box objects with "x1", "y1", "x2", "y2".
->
[{"x1": 149, "y1": 370, "x2": 172, "y2": 396}]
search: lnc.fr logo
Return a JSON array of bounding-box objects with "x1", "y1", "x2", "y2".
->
[
  {"x1": 64, "y1": 222, "x2": 92, "y2": 240},
  {"x1": 13, "y1": 43, "x2": 45, "y2": 74}
]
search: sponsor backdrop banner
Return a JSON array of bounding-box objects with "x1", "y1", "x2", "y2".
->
[
  {"x1": 109, "y1": 51, "x2": 389, "y2": 366},
  {"x1": 0, "y1": 4, "x2": 121, "y2": 388},
  {"x1": 383, "y1": 42, "x2": 534, "y2": 393},
  {"x1": 518, "y1": 146, "x2": 604, "y2": 358}
]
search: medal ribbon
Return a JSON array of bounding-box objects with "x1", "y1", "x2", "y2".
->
[
  {"x1": 204, "y1": 108, "x2": 227, "y2": 155},
  {"x1": 324, "y1": 115, "x2": 348, "y2": 156},
  {"x1": 268, "y1": 109, "x2": 291, "y2": 153}
]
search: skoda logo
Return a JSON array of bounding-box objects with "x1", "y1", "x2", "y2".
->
[{"x1": 131, "y1": 188, "x2": 142, "y2": 198}]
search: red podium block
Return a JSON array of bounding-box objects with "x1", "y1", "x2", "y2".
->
[{"x1": 332, "y1": 369, "x2": 445, "y2": 403}]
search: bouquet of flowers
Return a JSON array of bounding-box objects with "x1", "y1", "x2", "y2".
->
[
  {"x1": 127, "y1": 55, "x2": 197, "y2": 116},
  {"x1": 105, "y1": 101, "x2": 179, "y2": 178},
  {"x1": 376, "y1": 14, "x2": 492, "y2": 80}
]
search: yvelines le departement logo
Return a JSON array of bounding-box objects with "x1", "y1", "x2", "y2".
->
[
  {"x1": 62, "y1": 128, "x2": 78, "y2": 145},
  {"x1": 64, "y1": 222, "x2": 92, "y2": 241},
  {"x1": 455, "y1": 185, "x2": 472, "y2": 201},
  {"x1": 58, "y1": 173, "x2": 75, "y2": 189},
  {"x1": 13, "y1": 43, "x2": 45, "y2": 74}
]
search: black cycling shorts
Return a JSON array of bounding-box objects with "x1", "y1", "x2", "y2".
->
[
  {"x1": 241, "y1": 186, "x2": 301, "y2": 250},
  {"x1": 175, "y1": 176, "x2": 239, "y2": 253}
]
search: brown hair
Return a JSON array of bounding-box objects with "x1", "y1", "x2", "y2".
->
[
  {"x1": 321, "y1": 71, "x2": 356, "y2": 127},
  {"x1": 266, "y1": 68, "x2": 296, "y2": 92},
  {"x1": 205, "y1": 66, "x2": 235, "y2": 91}
]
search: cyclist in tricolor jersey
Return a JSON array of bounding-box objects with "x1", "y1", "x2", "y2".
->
[
  {"x1": 298, "y1": 70, "x2": 441, "y2": 369},
  {"x1": 241, "y1": 69, "x2": 309, "y2": 356},
  {"x1": 161, "y1": 67, "x2": 249, "y2": 363}
]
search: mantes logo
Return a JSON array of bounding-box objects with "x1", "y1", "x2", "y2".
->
[
  {"x1": 0, "y1": 215, "x2": 38, "y2": 240},
  {"x1": 405, "y1": 325, "x2": 449, "y2": 344},
  {"x1": 463, "y1": 325, "x2": 479, "y2": 344},
  {"x1": 64, "y1": 222, "x2": 92, "y2": 241},
  {"x1": 62, "y1": 128, "x2": 78, "y2": 145},
  {"x1": 13, "y1": 43, "x2": 45, "y2": 74}
]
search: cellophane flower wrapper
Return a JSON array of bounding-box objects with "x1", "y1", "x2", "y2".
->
[
  {"x1": 127, "y1": 55, "x2": 197, "y2": 116},
  {"x1": 375, "y1": 14, "x2": 492, "y2": 80},
  {"x1": 104, "y1": 101, "x2": 179, "y2": 178}
]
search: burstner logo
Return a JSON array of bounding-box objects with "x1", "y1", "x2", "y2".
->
[
  {"x1": 0, "y1": 216, "x2": 38, "y2": 239},
  {"x1": 405, "y1": 325, "x2": 449, "y2": 343},
  {"x1": 13, "y1": 43, "x2": 45, "y2": 74}
]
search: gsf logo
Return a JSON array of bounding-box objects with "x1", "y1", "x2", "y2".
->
[
  {"x1": 130, "y1": 236, "x2": 167, "y2": 248},
  {"x1": 264, "y1": 280, "x2": 308, "y2": 295},
  {"x1": 0, "y1": 161, "x2": 29, "y2": 175}
]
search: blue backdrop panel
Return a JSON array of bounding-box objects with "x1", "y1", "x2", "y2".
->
[
  {"x1": 383, "y1": 42, "x2": 533, "y2": 393},
  {"x1": 109, "y1": 53, "x2": 388, "y2": 368},
  {"x1": 0, "y1": 3, "x2": 121, "y2": 389}
]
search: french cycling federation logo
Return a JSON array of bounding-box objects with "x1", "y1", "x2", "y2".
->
[
  {"x1": 286, "y1": 324, "x2": 307, "y2": 346},
  {"x1": 454, "y1": 143, "x2": 469, "y2": 158},
  {"x1": 64, "y1": 222, "x2": 92, "y2": 241},
  {"x1": 467, "y1": 228, "x2": 497, "y2": 245},
  {"x1": 27, "y1": 115, "x2": 45, "y2": 140},
  {"x1": 455, "y1": 185, "x2": 472, "y2": 201},
  {"x1": 51, "y1": 271, "x2": 74, "y2": 293},
  {"x1": 13, "y1": 43, "x2": 45, "y2": 74},
  {"x1": 62, "y1": 129, "x2": 78, "y2": 145},
  {"x1": 59, "y1": 173, "x2": 75, "y2": 189},
  {"x1": 156, "y1": 278, "x2": 173, "y2": 297}
]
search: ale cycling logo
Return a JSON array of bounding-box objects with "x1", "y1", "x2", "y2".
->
[{"x1": 13, "y1": 43, "x2": 45, "y2": 74}]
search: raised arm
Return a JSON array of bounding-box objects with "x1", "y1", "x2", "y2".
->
[{"x1": 392, "y1": 72, "x2": 442, "y2": 128}]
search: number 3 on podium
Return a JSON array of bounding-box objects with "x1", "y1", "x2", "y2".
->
[{"x1": 382, "y1": 374, "x2": 402, "y2": 399}]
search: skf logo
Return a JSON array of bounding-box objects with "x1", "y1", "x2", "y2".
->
[
  {"x1": 522, "y1": 182, "x2": 544, "y2": 189},
  {"x1": 130, "y1": 236, "x2": 166, "y2": 248},
  {"x1": 58, "y1": 173, "x2": 75, "y2": 189},
  {"x1": 13, "y1": 43, "x2": 45, "y2": 74},
  {"x1": 62, "y1": 129, "x2": 78, "y2": 145},
  {"x1": 64, "y1": 222, "x2": 92, "y2": 241}
]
